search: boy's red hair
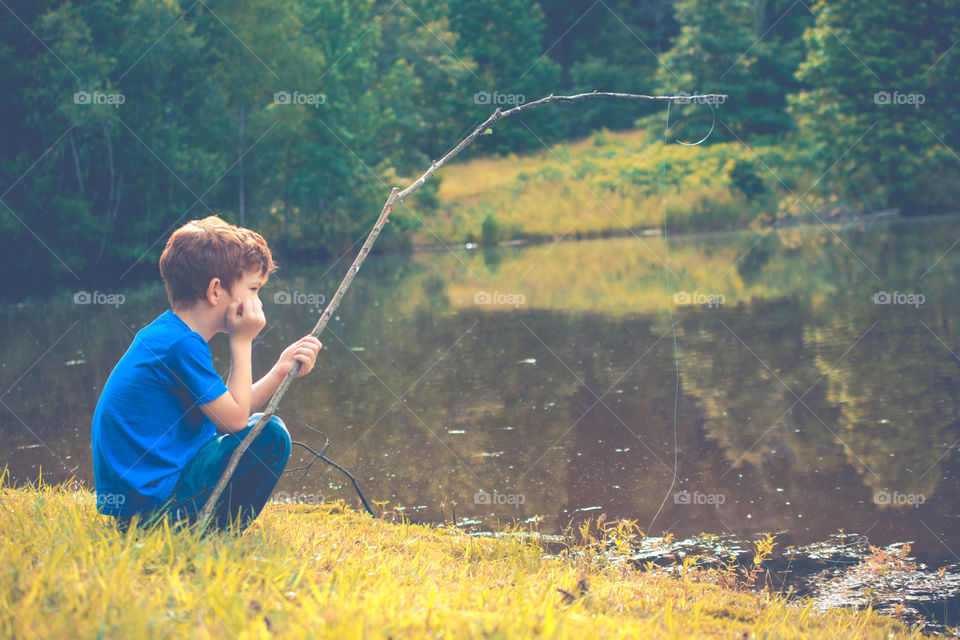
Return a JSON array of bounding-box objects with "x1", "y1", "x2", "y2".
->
[{"x1": 159, "y1": 216, "x2": 276, "y2": 309}]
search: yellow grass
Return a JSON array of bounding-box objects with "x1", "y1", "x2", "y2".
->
[
  {"x1": 413, "y1": 127, "x2": 783, "y2": 245},
  {"x1": 0, "y1": 471, "x2": 930, "y2": 639}
]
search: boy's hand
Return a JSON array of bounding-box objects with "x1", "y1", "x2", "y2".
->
[
  {"x1": 226, "y1": 297, "x2": 266, "y2": 342},
  {"x1": 275, "y1": 336, "x2": 323, "y2": 379}
]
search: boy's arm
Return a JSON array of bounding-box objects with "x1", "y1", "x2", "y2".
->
[
  {"x1": 199, "y1": 298, "x2": 265, "y2": 434},
  {"x1": 250, "y1": 366, "x2": 283, "y2": 413},
  {"x1": 250, "y1": 336, "x2": 323, "y2": 411}
]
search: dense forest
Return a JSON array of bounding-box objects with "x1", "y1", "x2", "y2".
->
[{"x1": 1, "y1": 0, "x2": 958, "y2": 293}]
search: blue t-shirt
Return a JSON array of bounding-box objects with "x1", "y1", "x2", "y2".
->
[{"x1": 91, "y1": 310, "x2": 228, "y2": 516}]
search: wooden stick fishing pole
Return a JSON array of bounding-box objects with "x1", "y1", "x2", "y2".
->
[{"x1": 196, "y1": 89, "x2": 727, "y2": 532}]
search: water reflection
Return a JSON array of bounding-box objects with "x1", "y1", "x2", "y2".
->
[{"x1": 2, "y1": 217, "x2": 960, "y2": 563}]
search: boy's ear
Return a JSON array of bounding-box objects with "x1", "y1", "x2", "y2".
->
[{"x1": 205, "y1": 277, "x2": 223, "y2": 307}]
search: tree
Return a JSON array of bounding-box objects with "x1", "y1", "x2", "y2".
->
[
  {"x1": 0, "y1": 0, "x2": 466, "y2": 292},
  {"x1": 544, "y1": 0, "x2": 678, "y2": 137},
  {"x1": 447, "y1": 0, "x2": 561, "y2": 153},
  {"x1": 0, "y1": 0, "x2": 214, "y2": 291},
  {"x1": 656, "y1": 0, "x2": 809, "y2": 140},
  {"x1": 793, "y1": 0, "x2": 960, "y2": 212}
]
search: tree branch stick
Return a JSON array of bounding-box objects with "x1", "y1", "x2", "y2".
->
[{"x1": 196, "y1": 89, "x2": 726, "y2": 532}]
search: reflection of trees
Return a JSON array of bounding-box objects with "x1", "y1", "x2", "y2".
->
[
  {"x1": 261, "y1": 307, "x2": 708, "y2": 530},
  {"x1": 278, "y1": 309, "x2": 676, "y2": 523},
  {"x1": 557, "y1": 324, "x2": 681, "y2": 527},
  {"x1": 671, "y1": 220, "x2": 960, "y2": 504},
  {"x1": 675, "y1": 301, "x2": 848, "y2": 481},
  {"x1": 350, "y1": 311, "x2": 688, "y2": 525},
  {"x1": 813, "y1": 311, "x2": 960, "y2": 499}
]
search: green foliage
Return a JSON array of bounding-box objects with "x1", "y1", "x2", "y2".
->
[
  {"x1": 0, "y1": 0, "x2": 474, "y2": 291},
  {"x1": 2, "y1": 0, "x2": 959, "y2": 294},
  {"x1": 447, "y1": 0, "x2": 561, "y2": 153},
  {"x1": 656, "y1": 0, "x2": 810, "y2": 140},
  {"x1": 549, "y1": 0, "x2": 678, "y2": 137},
  {"x1": 480, "y1": 212, "x2": 498, "y2": 246},
  {"x1": 729, "y1": 159, "x2": 767, "y2": 198},
  {"x1": 793, "y1": 0, "x2": 960, "y2": 212}
]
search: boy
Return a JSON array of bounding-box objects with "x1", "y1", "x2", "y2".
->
[{"x1": 91, "y1": 216, "x2": 322, "y2": 533}]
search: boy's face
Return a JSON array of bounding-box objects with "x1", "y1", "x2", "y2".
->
[
  {"x1": 229, "y1": 269, "x2": 266, "y2": 306},
  {"x1": 216, "y1": 269, "x2": 266, "y2": 332}
]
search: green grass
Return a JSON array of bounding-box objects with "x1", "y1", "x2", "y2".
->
[
  {"x1": 0, "y1": 472, "x2": 931, "y2": 639},
  {"x1": 409, "y1": 125, "x2": 833, "y2": 246}
]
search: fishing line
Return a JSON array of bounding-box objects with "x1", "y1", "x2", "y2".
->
[
  {"x1": 676, "y1": 100, "x2": 716, "y2": 146},
  {"x1": 647, "y1": 98, "x2": 715, "y2": 533}
]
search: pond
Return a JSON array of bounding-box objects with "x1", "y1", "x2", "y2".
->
[{"x1": 3, "y1": 216, "x2": 960, "y2": 570}]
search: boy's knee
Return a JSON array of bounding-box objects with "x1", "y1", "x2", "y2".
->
[{"x1": 254, "y1": 414, "x2": 291, "y2": 464}]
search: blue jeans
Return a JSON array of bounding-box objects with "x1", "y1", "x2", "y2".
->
[{"x1": 116, "y1": 413, "x2": 291, "y2": 534}]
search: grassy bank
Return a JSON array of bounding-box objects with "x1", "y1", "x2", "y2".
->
[
  {"x1": 0, "y1": 477, "x2": 929, "y2": 639},
  {"x1": 412, "y1": 125, "x2": 838, "y2": 247}
]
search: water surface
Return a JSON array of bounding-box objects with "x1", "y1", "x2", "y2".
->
[{"x1": 3, "y1": 216, "x2": 960, "y2": 567}]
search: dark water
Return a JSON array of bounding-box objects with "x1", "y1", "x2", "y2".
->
[{"x1": 4, "y1": 216, "x2": 960, "y2": 571}]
